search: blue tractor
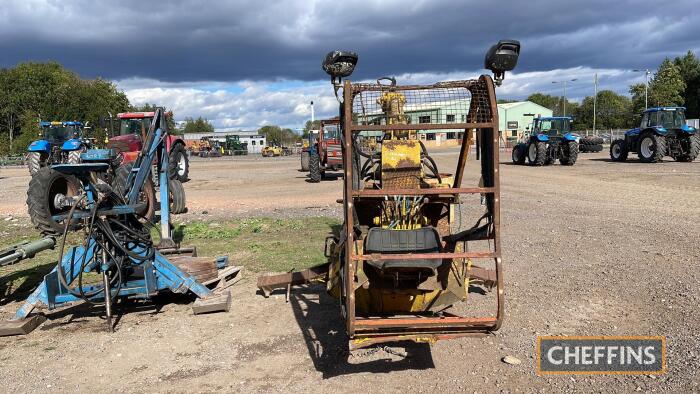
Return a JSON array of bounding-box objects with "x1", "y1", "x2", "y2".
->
[
  {"x1": 27, "y1": 121, "x2": 90, "y2": 176},
  {"x1": 610, "y1": 107, "x2": 699, "y2": 163},
  {"x1": 511, "y1": 116, "x2": 580, "y2": 166}
]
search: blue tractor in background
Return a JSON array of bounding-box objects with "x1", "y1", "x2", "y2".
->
[
  {"x1": 27, "y1": 121, "x2": 90, "y2": 176},
  {"x1": 511, "y1": 116, "x2": 580, "y2": 166},
  {"x1": 610, "y1": 107, "x2": 699, "y2": 163}
]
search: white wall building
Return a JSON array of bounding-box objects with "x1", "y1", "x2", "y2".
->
[{"x1": 183, "y1": 131, "x2": 266, "y2": 153}]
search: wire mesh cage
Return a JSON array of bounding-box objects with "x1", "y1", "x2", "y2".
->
[{"x1": 350, "y1": 79, "x2": 493, "y2": 128}]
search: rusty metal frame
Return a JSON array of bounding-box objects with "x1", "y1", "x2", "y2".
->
[{"x1": 341, "y1": 76, "x2": 503, "y2": 347}]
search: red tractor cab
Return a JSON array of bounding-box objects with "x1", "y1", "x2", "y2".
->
[
  {"x1": 307, "y1": 118, "x2": 342, "y2": 182},
  {"x1": 107, "y1": 111, "x2": 189, "y2": 182}
]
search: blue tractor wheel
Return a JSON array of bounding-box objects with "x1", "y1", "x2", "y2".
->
[
  {"x1": 527, "y1": 141, "x2": 546, "y2": 166},
  {"x1": 511, "y1": 143, "x2": 526, "y2": 165},
  {"x1": 637, "y1": 132, "x2": 666, "y2": 163},
  {"x1": 559, "y1": 141, "x2": 578, "y2": 166},
  {"x1": 673, "y1": 134, "x2": 700, "y2": 162},
  {"x1": 27, "y1": 152, "x2": 47, "y2": 176},
  {"x1": 610, "y1": 139, "x2": 628, "y2": 162}
]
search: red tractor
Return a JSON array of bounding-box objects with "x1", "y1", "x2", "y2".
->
[
  {"x1": 306, "y1": 118, "x2": 342, "y2": 182},
  {"x1": 107, "y1": 112, "x2": 190, "y2": 182}
]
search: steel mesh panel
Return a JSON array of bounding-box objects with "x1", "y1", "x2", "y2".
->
[{"x1": 350, "y1": 80, "x2": 493, "y2": 127}]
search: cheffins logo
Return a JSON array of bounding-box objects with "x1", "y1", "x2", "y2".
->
[{"x1": 537, "y1": 336, "x2": 666, "y2": 375}]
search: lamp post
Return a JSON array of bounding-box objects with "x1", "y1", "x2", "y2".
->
[
  {"x1": 632, "y1": 69, "x2": 651, "y2": 109},
  {"x1": 552, "y1": 79, "x2": 577, "y2": 116},
  {"x1": 593, "y1": 73, "x2": 598, "y2": 137}
]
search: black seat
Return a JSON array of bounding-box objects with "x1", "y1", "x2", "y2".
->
[{"x1": 364, "y1": 227, "x2": 442, "y2": 270}]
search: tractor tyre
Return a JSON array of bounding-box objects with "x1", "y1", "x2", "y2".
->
[
  {"x1": 67, "y1": 147, "x2": 85, "y2": 165},
  {"x1": 610, "y1": 139, "x2": 628, "y2": 162},
  {"x1": 168, "y1": 179, "x2": 187, "y2": 214},
  {"x1": 168, "y1": 143, "x2": 189, "y2": 183},
  {"x1": 511, "y1": 143, "x2": 526, "y2": 164},
  {"x1": 300, "y1": 151, "x2": 310, "y2": 171},
  {"x1": 559, "y1": 141, "x2": 578, "y2": 166},
  {"x1": 674, "y1": 134, "x2": 700, "y2": 162},
  {"x1": 309, "y1": 151, "x2": 322, "y2": 183},
  {"x1": 26, "y1": 167, "x2": 82, "y2": 236},
  {"x1": 527, "y1": 141, "x2": 546, "y2": 166},
  {"x1": 638, "y1": 132, "x2": 666, "y2": 163},
  {"x1": 578, "y1": 144, "x2": 591, "y2": 153},
  {"x1": 28, "y1": 152, "x2": 46, "y2": 176},
  {"x1": 112, "y1": 163, "x2": 156, "y2": 220},
  {"x1": 591, "y1": 143, "x2": 603, "y2": 152}
]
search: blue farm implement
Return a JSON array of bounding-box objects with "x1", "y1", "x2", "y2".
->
[
  {"x1": 27, "y1": 121, "x2": 91, "y2": 176},
  {"x1": 610, "y1": 107, "x2": 699, "y2": 163},
  {"x1": 511, "y1": 116, "x2": 580, "y2": 166},
  {"x1": 0, "y1": 108, "x2": 240, "y2": 336}
]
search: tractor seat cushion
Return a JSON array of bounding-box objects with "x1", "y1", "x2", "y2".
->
[{"x1": 364, "y1": 227, "x2": 443, "y2": 270}]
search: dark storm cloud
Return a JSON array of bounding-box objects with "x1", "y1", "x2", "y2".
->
[{"x1": 2, "y1": 0, "x2": 699, "y2": 82}]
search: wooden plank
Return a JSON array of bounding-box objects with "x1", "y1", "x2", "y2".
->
[
  {"x1": 192, "y1": 291, "x2": 231, "y2": 315},
  {"x1": 0, "y1": 315, "x2": 46, "y2": 336}
]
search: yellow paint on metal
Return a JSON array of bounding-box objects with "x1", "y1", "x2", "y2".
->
[
  {"x1": 377, "y1": 92, "x2": 406, "y2": 125},
  {"x1": 50, "y1": 121, "x2": 62, "y2": 125},
  {"x1": 354, "y1": 287, "x2": 442, "y2": 313},
  {"x1": 381, "y1": 140, "x2": 420, "y2": 170}
]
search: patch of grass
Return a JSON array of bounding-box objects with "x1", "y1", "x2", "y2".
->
[
  {"x1": 174, "y1": 217, "x2": 340, "y2": 272},
  {"x1": 0, "y1": 216, "x2": 341, "y2": 300}
]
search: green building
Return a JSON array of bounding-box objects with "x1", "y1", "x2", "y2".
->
[
  {"x1": 498, "y1": 101, "x2": 553, "y2": 142},
  {"x1": 355, "y1": 99, "x2": 552, "y2": 146}
]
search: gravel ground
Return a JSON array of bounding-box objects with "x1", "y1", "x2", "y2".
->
[{"x1": 0, "y1": 149, "x2": 699, "y2": 393}]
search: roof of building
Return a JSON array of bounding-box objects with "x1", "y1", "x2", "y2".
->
[{"x1": 498, "y1": 101, "x2": 552, "y2": 113}]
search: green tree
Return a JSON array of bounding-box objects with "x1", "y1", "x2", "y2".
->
[
  {"x1": 258, "y1": 125, "x2": 299, "y2": 145},
  {"x1": 573, "y1": 90, "x2": 633, "y2": 130},
  {"x1": 649, "y1": 58, "x2": 685, "y2": 107},
  {"x1": 526, "y1": 93, "x2": 577, "y2": 116},
  {"x1": 132, "y1": 103, "x2": 177, "y2": 132},
  {"x1": 673, "y1": 51, "x2": 700, "y2": 118},
  {"x1": 183, "y1": 116, "x2": 215, "y2": 134},
  {"x1": 302, "y1": 120, "x2": 321, "y2": 138},
  {"x1": 630, "y1": 58, "x2": 686, "y2": 116},
  {"x1": 0, "y1": 62, "x2": 131, "y2": 154}
]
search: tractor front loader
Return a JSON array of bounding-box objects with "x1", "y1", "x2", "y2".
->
[{"x1": 258, "y1": 40, "x2": 520, "y2": 350}]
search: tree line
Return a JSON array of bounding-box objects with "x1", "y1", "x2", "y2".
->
[
  {"x1": 0, "y1": 62, "x2": 131, "y2": 155},
  {"x1": 525, "y1": 51, "x2": 699, "y2": 130}
]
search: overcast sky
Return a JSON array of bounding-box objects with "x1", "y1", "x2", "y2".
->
[{"x1": 2, "y1": 0, "x2": 699, "y2": 130}]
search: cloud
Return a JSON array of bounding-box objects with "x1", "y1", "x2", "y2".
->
[
  {"x1": 117, "y1": 67, "x2": 645, "y2": 130},
  {"x1": 3, "y1": 0, "x2": 698, "y2": 129},
  {"x1": 2, "y1": 0, "x2": 699, "y2": 82}
]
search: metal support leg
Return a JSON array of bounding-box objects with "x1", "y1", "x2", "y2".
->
[
  {"x1": 103, "y1": 269, "x2": 113, "y2": 333},
  {"x1": 101, "y1": 245, "x2": 114, "y2": 332}
]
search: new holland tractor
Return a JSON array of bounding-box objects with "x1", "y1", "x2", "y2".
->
[
  {"x1": 512, "y1": 116, "x2": 580, "y2": 166},
  {"x1": 610, "y1": 107, "x2": 699, "y2": 163},
  {"x1": 258, "y1": 40, "x2": 520, "y2": 350},
  {"x1": 27, "y1": 121, "x2": 91, "y2": 175},
  {"x1": 308, "y1": 118, "x2": 342, "y2": 182}
]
